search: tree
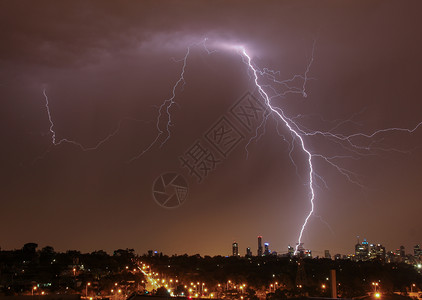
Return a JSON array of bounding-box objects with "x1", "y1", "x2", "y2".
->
[{"x1": 155, "y1": 286, "x2": 170, "y2": 297}]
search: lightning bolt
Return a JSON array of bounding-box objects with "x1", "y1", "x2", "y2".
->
[
  {"x1": 236, "y1": 45, "x2": 421, "y2": 254},
  {"x1": 41, "y1": 88, "x2": 147, "y2": 152},
  {"x1": 38, "y1": 38, "x2": 422, "y2": 254},
  {"x1": 128, "y1": 38, "x2": 214, "y2": 163},
  {"x1": 239, "y1": 48, "x2": 316, "y2": 254}
]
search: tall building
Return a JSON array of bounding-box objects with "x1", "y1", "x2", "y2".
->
[
  {"x1": 296, "y1": 243, "x2": 305, "y2": 257},
  {"x1": 324, "y1": 250, "x2": 331, "y2": 259},
  {"x1": 414, "y1": 245, "x2": 422, "y2": 257},
  {"x1": 246, "y1": 247, "x2": 252, "y2": 258},
  {"x1": 399, "y1": 245, "x2": 405, "y2": 262},
  {"x1": 399, "y1": 245, "x2": 405, "y2": 258},
  {"x1": 304, "y1": 249, "x2": 312, "y2": 258},
  {"x1": 257, "y1": 236, "x2": 263, "y2": 257},
  {"x1": 374, "y1": 244, "x2": 386, "y2": 262},
  {"x1": 362, "y1": 239, "x2": 369, "y2": 255},
  {"x1": 288, "y1": 245, "x2": 294, "y2": 257},
  {"x1": 355, "y1": 238, "x2": 369, "y2": 261},
  {"x1": 264, "y1": 243, "x2": 270, "y2": 256},
  {"x1": 368, "y1": 243, "x2": 385, "y2": 262},
  {"x1": 232, "y1": 241, "x2": 239, "y2": 257}
]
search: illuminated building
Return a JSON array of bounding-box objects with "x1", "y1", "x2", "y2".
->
[
  {"x1": 369, "y1": 244, "x2": 386, "y2": 262},
  {"x1": 257, "y1": 236, "x2": 263, "y2": 257},
  {"x1": 400, "y1": 245, "x2": 405, "y2": 258},
  {"x1": 296, "y1": 243, "x2": 305, "y2": 257},
  {"x1": 288, "y1": 245, "x2": 294, "y2": 257},
  {"x1": 399, "y1": 245, "x2": 405, "y2": 262},
  {"x1": 414, "y1": 245, "x2": 422, "y2": 257},
  {"x1": 355, "y1": 238, "x2": 369, "y2": 261},
  {"x1": 232, "y1": 241, "x2": 239, "y2": 257},
  {"x1": 304, "y1": 249, "x2": 312, "y2": 258},
  {"x1": 264, "y1": 243, "x2": 270, "y2": 256},
  {"x1": 354, "y1": 239, "x2": 386, "y2": 262},
  {"x1": 324, "y1": 250, "x2": 331, "y2": 259},
  {"x1": 246, "y1": 247, "x2": 252, "y2": 258}
]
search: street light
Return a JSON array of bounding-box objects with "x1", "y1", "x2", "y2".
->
[
  {"x1": 86, "y1": 282, "x2": 91, "y2": 298},
  {"x1": 32, "y1": 286, "x2": 37, "y2": 296}
]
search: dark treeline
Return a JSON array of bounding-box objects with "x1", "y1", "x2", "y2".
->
[{"x1": 0, "y1": 243, "x2": 143, "y2": 296}]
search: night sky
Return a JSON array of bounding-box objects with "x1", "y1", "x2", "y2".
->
[{"x1": 1, "y1": 1, "x2": 422, "y2": 257}]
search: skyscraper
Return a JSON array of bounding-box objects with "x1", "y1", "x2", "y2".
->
[
  {"x1": 355, "y1": 238, "x2": 369, "y2": 261},
  {"x1": 264, "y1": 243, "x2": 270, "y2": 256},
  {"x1": 400, "y1": 245, "x2": 405, "y2": 257},
  {"x1": 246, "y1": 247, "x2": 252, "y2": 258},
  {"x1": 288, "y1": 245, "x2": 294, "y2": 257},
  {"x1": 414, "y1": 245, "x2": 422, "y2": 257},
  {"x1": 296, "y1": 243, "x2": 305, "y2": 258},
  {"x1": 232, "y1": 241, "x2": 239, "y2": 257},
  {"x1": 324, "y1": 250, "x2": 331, "y2": 259},
  {"x1": 257, "y1": 236, "x2": 263, "y2": 257}
]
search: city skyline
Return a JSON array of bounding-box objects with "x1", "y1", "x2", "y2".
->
[
  {"x1": 1, "y1": 1, "x2": 422, "y2": 257},
  {"x1": 1, "y1": 237, "x2": 421, "y2": 261}
]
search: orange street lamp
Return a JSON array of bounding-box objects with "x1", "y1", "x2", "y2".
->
[{"x1": 86, "y1": 282, "x2": 91, "y2": 297}]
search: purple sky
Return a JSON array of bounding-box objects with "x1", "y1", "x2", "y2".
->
[{"x1": 1, "y1": 1, "x2": 422, "y2": 257}]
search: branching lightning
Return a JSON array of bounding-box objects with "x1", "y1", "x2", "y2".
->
[
  {"x1": 41, "y1": 88, "x2": 147, "y2": 152},
  {"x1": 239, "y1": 48, "x2": 316, "y2": 254},
  {"x1": 124, "y1": 39, "x2": 422, "y2": 254},
  {"x1": 38, "y1": 38, "x2": 422, "y2": 254},
  {"x1": 128, "y1": 38, "x2": 214, "y2": 163},
  {"x1": 235, "y1": 45, "x2": 422, "y2": 254}
]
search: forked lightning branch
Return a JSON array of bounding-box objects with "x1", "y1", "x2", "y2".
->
[{"x1": 39, "y1": 38, "x2": 422, "y2": 255}]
